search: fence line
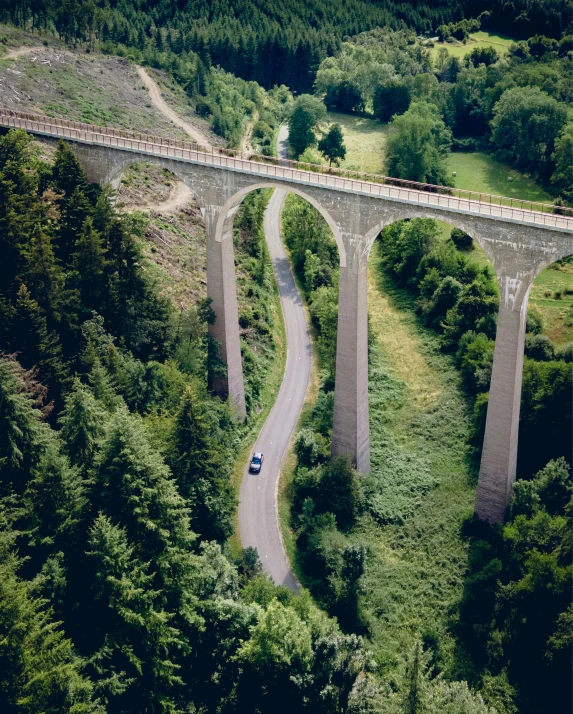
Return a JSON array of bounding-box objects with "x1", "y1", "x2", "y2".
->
[{"x1": 1, "y1": 109, "x2": 572, "y2": 231}]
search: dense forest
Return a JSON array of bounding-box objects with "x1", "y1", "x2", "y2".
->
[
  {"x1": 0, "y1": 129, "x2": 391, "y2": 714},
  {"x1": 305, "y1": 27, "x2": 573, "y2": 199},
  {"x1": 1, "y1": 0, "x2": 571, "y2": 93}
]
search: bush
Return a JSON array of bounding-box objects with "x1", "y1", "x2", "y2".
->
[
  {"x1": 525, "y1": 333, "x2": 556, "y2": 361},
  {"x1": 526, "y1": 308, "x2": 544, "y2": 334},
  {"x1": 451, "y1": 227, "x2": 473, "y2": 250},
  {"x1": 316, "y1": 457, "x2": 363, "y2": 531},
  {"x1": 294, "y1": 428, "x2": 328, "y2": 467},
  {"x1": 456, "y1": 331, "x2": 495, "y2": 391}
]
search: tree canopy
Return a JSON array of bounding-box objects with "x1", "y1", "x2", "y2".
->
[
  {"x1": 318, "y1": 124, "x2": 347, "y2": 166},
  {"x1": 385, "y1": 102, "x2": 453, "y2": 185}
]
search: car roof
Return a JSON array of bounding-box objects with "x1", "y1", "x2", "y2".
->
[{"x1": 253, "y1": 452, "x2": 262, "y2": 459}]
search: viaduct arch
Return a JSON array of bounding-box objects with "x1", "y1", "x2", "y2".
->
[{"x1": 5, "y1": 111, "x2": 571, "y2": 525}]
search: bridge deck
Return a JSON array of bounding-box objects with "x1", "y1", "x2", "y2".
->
[{"x1": 1, "y1": 110, "x2": 571, "y2": 233}]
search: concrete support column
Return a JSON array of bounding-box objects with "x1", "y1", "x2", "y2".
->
[
  {"x1": 332, "y1": 260, "x2": 370, "y2": 473},
  {"x1": 206, "y1": 209, "x2": 247, "y2": 421},
  {"x1": 475, "y1": 277, "x2": 532, "y2": 523}
]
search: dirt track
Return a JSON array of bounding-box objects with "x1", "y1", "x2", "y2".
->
[
  {"x1": 136, "y1": 66, "x2": 211, "y2": 147},
  {"x1": 3, "y1": 46, "x2": 45, "y2": 59},
  {"x1": 120, "y1": 181, "x2": 194, "y2": 214}
]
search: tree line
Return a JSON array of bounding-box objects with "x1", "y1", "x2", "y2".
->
[
  {"x1": 3, "y1": 0, "x2": 569, "y2": 97},
  {"x1": 1, "y1": 0, "x2": 469, "y2": 93}
]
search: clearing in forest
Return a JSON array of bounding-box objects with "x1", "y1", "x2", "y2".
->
[
  {"x1": 324, "y1": 111, "x2": 388, "y2": 174},
  {"x1": 430, "y1": 31, "x2": 514, "y2": 59},
  {"x1": 447, "y1": 152, "x2": 554, "y2": 204}
]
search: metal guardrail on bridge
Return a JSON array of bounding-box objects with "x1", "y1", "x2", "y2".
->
[{"x1": 1, "y1": 108, "x2": 572, "y2": 232}]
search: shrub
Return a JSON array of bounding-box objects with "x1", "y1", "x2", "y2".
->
[
  {"x1": 294, "y1": 428, "x2": 328, "y2": 467},
  {"x1": 526, "y1": 309, "x2": 544, "y2": 334},
  {"x1": 316, "y1": 456, "x2": 363, "y2": 531},
  {"x1": 525, "y1": 334, "x2": 556, "y2": 361},
  {"x1": 451, "y1": 227, "x2": 473, "y2": 250}
]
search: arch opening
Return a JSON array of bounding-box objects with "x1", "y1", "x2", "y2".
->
[
  {"x1": 217, "y1": 182, "x2": 347, "y2": 268},
  {"x1": 106, "y1": 156, "x2": 206, "y2": 213},
  {"x1": 112, "y1": 161, "x2": 208, "y2": 313}
]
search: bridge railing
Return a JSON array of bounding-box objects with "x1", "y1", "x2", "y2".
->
[{"x1": 2, "y1": 108, "x2": 572, "y2": 228}]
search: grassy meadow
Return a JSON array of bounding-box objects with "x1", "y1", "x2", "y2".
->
[
  {"x1": 447, "y1": 152, "x2": 554, "y2": 205},
  {"x1": 430, "y1": 31, "x2": 514, "y2": 60},
  {"x1": 325, "y1": 111, "x2": 389, "y2": 174},
  {"x1": 356, "y1": 244, "x2": 477, "y2": 671}
]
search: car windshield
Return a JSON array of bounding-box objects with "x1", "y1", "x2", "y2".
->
[{"x1": 252, "y1": 457, "x2": 261, "y2": 465}]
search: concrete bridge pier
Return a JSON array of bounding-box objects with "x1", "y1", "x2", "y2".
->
[
  {"x1": 475, "y1": 274, "x2": 532, "y2": 523},
  {"x1": 332, "y1": 257, "x2": 371, "y2": 474},
  {"x1": 205, "y1": 207, "x2": 247, "y2": 421}
]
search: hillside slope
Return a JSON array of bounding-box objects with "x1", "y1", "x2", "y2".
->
[{"x1": 0, "y1": 42, "x2": 218, "y2": 142}]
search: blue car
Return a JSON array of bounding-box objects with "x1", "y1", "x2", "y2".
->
[{"x1": 249, "y1": 452, "x2": 264, "y2": 474}]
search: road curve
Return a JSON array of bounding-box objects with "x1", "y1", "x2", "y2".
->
[{"x1": 239, "y1": 126, "x2": 311, "y2": 591}]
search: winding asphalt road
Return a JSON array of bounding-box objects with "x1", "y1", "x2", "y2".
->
[{"x1": 239, "y1": 126, "x2": 311, "y2": 591}]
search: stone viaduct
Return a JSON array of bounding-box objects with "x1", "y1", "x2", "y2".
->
[{"x1": 2, "y1": 110, "x2": 571, "y2": 525}]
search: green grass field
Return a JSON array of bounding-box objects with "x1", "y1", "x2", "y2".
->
[
  {"x1": 431, "y1": 31, "x2": 514, "y2": 60},
  {"x1": 356, "y1": 243, "x2": 476, "y2": 673},
  {"x1": 447, "y1": 152, "x2": 554, "y2": 205},
  {"x1": 325, "y1": 111, "x2": 388, "y2": 174},
  {"x1": 529, "y1": 264, "x2": 573, "y2": 344}
]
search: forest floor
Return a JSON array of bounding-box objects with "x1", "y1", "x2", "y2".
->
[{"x1": 118, "y1": 162, "x2": 207, "y2": 311}]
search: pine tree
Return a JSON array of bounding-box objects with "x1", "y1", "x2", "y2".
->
[
  {"x1": 0, "y1": 356, "x2": 46, "y2": 496},
  {"x1": 51, "y1": 139, "x2": 89, "y2": 198},
  {"x1": 56, "y1": 186, "x2": 93, "y2": 267},
  {"x1": 72, "y1": 217, "x2": 108, "y2": 311},
  {"x1": 94, "y1": 409, "x2": 201, "y2": 614},
  {"x1": 59, "y1": 379, "x2": 107, "y2": 469},
  {"x1": 12, "y1": 284, "x2": 70, "y2": 405},
  {"x1": 0, "y1": 503, "x2": 102, "y2": 714},
  {"x1": 170, "y1": 387, "x2": 235, "y2": 542},
  {"x1": 51, "y1": 142, "x2": 93, "y2": 265},
  {"x1": 87, "y1": 514, "x2": 183, "y2": 713},
  {"x1": 0, "y1": 130, "x2": 42, "y2": 301},
  {"x1": 87, "y1": 359, "x2": 122, "y2": 412},
  {"x1": 22, "y1": 228, "x2": 66, "y2": 325},
  {"x1": 25, "y1": 436, "x2": 87, "y2": 554}
]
